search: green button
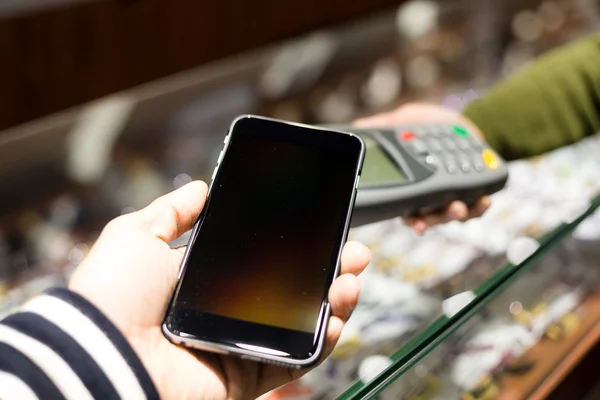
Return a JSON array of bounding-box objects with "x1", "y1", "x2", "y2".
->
[{"x1": 452, "y1": 125, "x2": 468, "y2": 137}]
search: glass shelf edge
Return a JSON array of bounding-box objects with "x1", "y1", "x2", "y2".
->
[{"x1": 338, "y1": 193, "x2": 600, "y2": 400}]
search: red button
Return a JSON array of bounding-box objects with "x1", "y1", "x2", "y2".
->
[{"x1": 401, "y1": 131, "x2": 416, "y2": 141}]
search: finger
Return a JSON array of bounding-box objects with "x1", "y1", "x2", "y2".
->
[
  {"x1": 322, "y1": 315, "x2": 345, "y2": 359},
  {"x1": 405, "y1": 198, "x2": 491, "y2": 234},
  {"x1": 421, "y1": 199, "x2": 488, "y2": 225},
  {"x1": 354, "y1": 103, "x2": 442, "y2": 128},
  {"x1": 287, "y1": 315, "x2": 346, "y2": 382},
  {"x1": 446, "y1": 201, "x2": 470, "y2": 221},
  {"x1": 468, "y1": 196, "x2": 492, "y2": 218},
  {"x1": 168, "y1": 246, "x2": 188, "y2": 278},
  {"x1": 354, "y1": 112, "x2": 394, "y2": 128},
  {"x1": 328, "y1": 273, "x2": 361, "y2": 321},
  {"x1": 167, "y1": 246, "x2": 187, "y2": 274},
  {"x1": 403, "y1": 202, "x2": 466, "y2": 233},
  {"x1": 132, "y1": 181, "x2": 208, "y2": 242},
  {"x1": 405, "y1": 218, "x2": 427, "y2": 235},
  {"x1": 174, "y1": 245, "x2": 187, "y2": 255},
  {"x1": 340, "y1": 241, "x2": 371, "y2": 276},
  {"x1": 416, "y1": 202, "x2": 468, "y2": 226},
  {"x1": 256, "y1": 267, "x2": 365, "y2": 390},
  {"x1": 265, "y1": 275, "x2": 362, "y2": 385}
]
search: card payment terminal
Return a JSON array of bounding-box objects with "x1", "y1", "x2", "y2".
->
[{"x1": 344, "y1": 124, "x2": 509, "y2": 227}]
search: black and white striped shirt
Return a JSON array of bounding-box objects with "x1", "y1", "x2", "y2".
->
[{"x1": 0, "y1": 288, "x2": 159, "y2": 399}]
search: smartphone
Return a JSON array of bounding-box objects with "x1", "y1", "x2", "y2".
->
[{"x1": 162, "y1": 115, "x2": 365, "y2": 368}]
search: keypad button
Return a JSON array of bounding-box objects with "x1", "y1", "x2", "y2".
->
[
  {"x1": 469, "y1": 151, "x2": 485, "y2": 171},
  {"x1": 413, "y1": 127, "x2": 428, "y2": 136},
  {"x1": 447, "y1": 164, "x2": 459, "y2": 174},
  {"x1": 444, "y1": 160, "x2": 459, "y2": 174},
  {"x1": 422, "y1": 155, "x2": 438, "y2": 168},
  {"x1": 427, "y1": 138, "x2": 443, "y2": 153},
  {"x1": 468, "y1": 136, "x2": 484, "y2": 150},
  {"x1": 460, "y1": 159, "x2": 472, "y2": 173},
  {"x1": 461, "y1": 148, "x2": 482, "y2": 171},
  {"x1": 401, "y1": 131, "x2": 416, "y2": 141},
  {"x1": 451, "y1": 125, "x2": 469, "y2": 137},
  {"x1": 482, "y1": 148, "x2": 501, "y2": 170},
  {"x1": 409, "y1": 139, "x2": 429, "y2": 155},
  {"x1": 455, "y1": 137, "x2": 471, "y2": 151},
  {"x1": 429, "y1": 126, "x2": 443, "y2": 136},
  {"x1": 443, "y1": 138, "x2": 457, "y2": 151},
  {"x1": 441, "y1": 126, "x2": 455, "y2": 137},
  {"x1": 471, "y1": 156, "x2": 485, "y2": 171}
]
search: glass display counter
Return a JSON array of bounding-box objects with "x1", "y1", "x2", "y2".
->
[
  {"x1": 1, "y1": 1, "x2": 599, "y2": 399},
  {"x1": 338, "y1": 194, "x2": 600, "y2": 400}
]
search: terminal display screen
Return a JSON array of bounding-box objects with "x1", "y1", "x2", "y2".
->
[{"x1": 360, "y1": 136, "x2": 408, "y2": 186}]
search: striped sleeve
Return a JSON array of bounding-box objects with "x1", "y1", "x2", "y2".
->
[{"x1": 0, "y1": 288, "x2": 160, "y2": 400}]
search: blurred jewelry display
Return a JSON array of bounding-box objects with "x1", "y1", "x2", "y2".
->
[{"x1": 1, "y1": 0, "x2": 599, "y2": 398}]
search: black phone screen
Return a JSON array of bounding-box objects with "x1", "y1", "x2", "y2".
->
[{"x1": 166, "y1": 117, "x2": 363, "y2": 359}]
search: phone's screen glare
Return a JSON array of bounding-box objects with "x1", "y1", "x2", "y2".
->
[{"x1": 174, "y1": 133, "x2": 358, "y2": 333}]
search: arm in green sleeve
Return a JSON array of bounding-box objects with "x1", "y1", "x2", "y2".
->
[{"x1": 463, "y1": 34, "x2": 600, "y2": 161}]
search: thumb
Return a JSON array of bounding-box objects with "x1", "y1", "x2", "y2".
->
[{"x1": 130, "y1": 181, "x2": 208, "y2": 242}]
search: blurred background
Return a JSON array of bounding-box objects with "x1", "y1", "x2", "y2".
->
[{"x1": 1, "y1": 1, "x2": 600, "y2": 399}]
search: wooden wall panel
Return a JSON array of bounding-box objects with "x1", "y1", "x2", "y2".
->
[{"x1": 0, "y1": 0, "x2": 400, "y2": 131}]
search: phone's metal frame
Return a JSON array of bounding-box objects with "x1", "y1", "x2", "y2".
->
[{"x1": 162, "y1": 114, "x2": 366, "y2": 369}]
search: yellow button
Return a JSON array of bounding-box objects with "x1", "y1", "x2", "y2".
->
[{"x1": 482, "y1": 149, "x2": 500, "y2": 170}]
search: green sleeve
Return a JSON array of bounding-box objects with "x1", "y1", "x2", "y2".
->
[{"x1": 463, "y1": 34, "x2": 600, "y2": 161}]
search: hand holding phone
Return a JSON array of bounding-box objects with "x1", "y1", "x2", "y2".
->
[
  {"x1": 163, "y1": 115, "x2": 366, "y2": 368},
  {"x1": 68, "y1": 178, "x2": 370, "y2": 400}
]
